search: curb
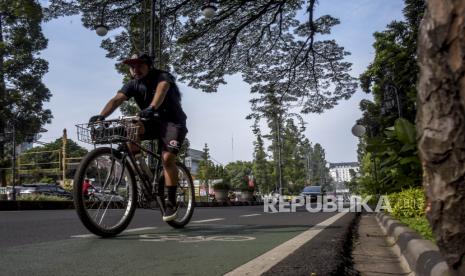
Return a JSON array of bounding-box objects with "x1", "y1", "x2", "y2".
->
[
  {"x1": 0, "y1": 200, "x2": 263, "y2": 210},
  {"x1": 375, "y1": 212, "x2": 450, "y2": 276},
  {"x1": 0, "y1": 200, "x2": 75, "y2": 211}
]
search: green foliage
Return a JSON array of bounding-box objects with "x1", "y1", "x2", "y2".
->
[
  {"x1": 224, "y1": 161, "x2": 253, "y2": 190},
  {"x1": 198, "y1": 143, "x2": 214, "y2": 183},
  {"x1": 18, "y1": 194, "x2": 67, "y2": 201},
  {"x1": 355, "y1": 0, "x2": 425, "y2": 194},
  {"x1": 398, "y1": 217, "x2": 434, "y2": 242},
  {"x1": 22, "y1": 138, "x2": 87, "y2": 160},
  {"x1": 252, "y1": 129, "x2": 271, "y2": 193},
  {"x1": 366, "y1": 118, "x2": 421, "y2": 193},
  {"x1": 178, "y1": 137, "x2": 190, "y2": 162},
  {"x1": 39, "y1": 176, "x2": 55, "y2": 184},
  {"x1": 0, "y1": 0, "x2": 53, "y2": 185},
  {"x1": 386, "y1": 187, "x2": 433, "y2": 241},
  {"x1": 213, "y1": 182, "x2": 231, "y2": 191},
  {"x1": 62, "y1": 179, "x2": 73, "y2": 192},
  {"x1": 45, "y1": 1, "x2": 357, "y2": 115},
  {"x1": 388, "y1": 188, "x2": 425, "y2": 218},
  {"x1": 19, "y1": 138, "x2": 88, "y2": 182}
]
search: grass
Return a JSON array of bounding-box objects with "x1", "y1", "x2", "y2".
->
[{"x1": 397, "y1": 216, "x2": 435, "y2": 242}]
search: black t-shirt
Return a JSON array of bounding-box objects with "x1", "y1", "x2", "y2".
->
[{"x1": 120, "y1": 69, "x2": 187, "y2": 125}]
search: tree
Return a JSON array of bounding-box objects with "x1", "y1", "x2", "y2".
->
[
  {"x1": 198, "y1": 143, "x2": 214, "y2": 186},
  {"x1": 309, "y1": 143, "x2": 330, "y2": 190},
  {"x1": 252, "y1": 127, "x2": 272, "y2": 194},
  {"x1": 45, "y1": 1, "x2": 357, "y2": 113},
  {"x1": 224, "y1": 161, "x2": 253, "y2": 190},
  {"x1": 178, "y1": 137, "x2": 190, "y2": 163},
  {"x1": 417, "y1": 0, "x2": 465, "y2": 273},
  {"x1": 0, "y1": 1, "x2": 52, "y2": 186},
  {"x1": 19, "y1": 138, "x2": 88, "y2": 182},
  {"x1": 360, "y1": 0, "x2": 425, "y2": 127},
  {"x1": 355, "y1": 0, "x2": 425, "y2": 194},
  {"x1": 281, "y1": 118, "x2": 307, "y2": 193}
]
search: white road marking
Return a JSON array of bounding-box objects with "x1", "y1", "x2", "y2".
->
[
  {"x1": 240, "y1": 214, "x2": 261, "y2": 217},
  {"x1": 71, "y1": 227, "x2": 157, "y2": 238},
  {"x1": 124, "y1": 227, "x2": 157, "y2": 233},
  {"x1": 138, "y1": 234, "x2": 256, "y2": 243},
  {"x1": 224, "y1": 212, "x2": 348, "y2": 276},
  {"x1": 191, "y1": 218, "x2": 225, "y2": 223}
]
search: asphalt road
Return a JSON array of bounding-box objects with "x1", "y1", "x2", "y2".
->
[{"x1": 0, "y1": 206, "x2": 357, "y2": 275}]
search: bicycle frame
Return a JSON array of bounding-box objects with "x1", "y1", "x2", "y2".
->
[{"x1": 113, "y1": 140, "x2": 167, "y2": 214}]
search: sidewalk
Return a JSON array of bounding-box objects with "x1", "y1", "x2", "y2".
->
[{"x1": 353, "y1": 213, "x2": 411, "y2": 275}]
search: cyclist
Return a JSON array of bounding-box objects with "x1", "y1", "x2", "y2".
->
[
  {"x1": 88, "y1": 53, "x2": 188, "y2": 222},
  {"x1": 82, "y1": 178, "x2": 91, "y2": 199}
]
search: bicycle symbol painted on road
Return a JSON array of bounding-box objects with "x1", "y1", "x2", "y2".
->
[{"x1": 139, "y1": 234, "x2": 256, "y2": 243}]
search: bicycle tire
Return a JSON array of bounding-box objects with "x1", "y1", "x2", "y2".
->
[
  {"x1": 166, "y1": 162, "x2": 195, "y2": 228},
  {"x1": 73, "y1": 147, "x2": 137, "y2": 237}
]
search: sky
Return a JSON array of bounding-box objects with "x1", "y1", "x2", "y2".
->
[{"x1": 38, "y1": 0, "x2": 405, "y2": 165}]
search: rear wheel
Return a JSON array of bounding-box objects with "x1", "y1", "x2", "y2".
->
[
  {"x1": 165, "y1": 162, "x2": 195, "y2": 228},
  {"x1": 73, "y1": 147, "x2": 137, "y2": 237}
]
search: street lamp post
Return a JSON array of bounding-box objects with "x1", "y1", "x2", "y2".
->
[
  {"x1": 275, "y1": 113, "x2": 283, "y2": 195},
  {"x1": 10, "y1": 123, "x2": 48, "y2": 201},
  {"x1": 351, "y1": 123, "x2": 380, "y2": 194},
  {"x1": 93, "y1": 0, "x2": 218, "y2": 172},
  {"x1": 383, "y1": 84, "x2": 401, "y2": 118},
  {"x1": 11, "y1": 123, "x2": 16, "y2": 200}
]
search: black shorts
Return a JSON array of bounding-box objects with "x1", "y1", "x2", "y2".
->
[{"x1": 141, "y1": 120, "x2": 188, "y2": 155}]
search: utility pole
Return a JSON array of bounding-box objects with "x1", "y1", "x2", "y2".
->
[
  {"x1": 150, "y1": 0, "x2": 156, "y2": 59},
  {"x1": 276, "y1": 113, "x2": 283, "y2": 195},
  {"x1": 62, "y1": 129, "x2": 67, "y2": 183},
  {"x1": 11, "y1": 123, "x2": 16, "y2": 200}
]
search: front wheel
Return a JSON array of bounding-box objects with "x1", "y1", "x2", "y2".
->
[
  {"x1": 165, "y1": 162, "x2": 195, "y2": 228},
  {"x1": 73, "y1": 147, "x2": 137, "y2": 237}
]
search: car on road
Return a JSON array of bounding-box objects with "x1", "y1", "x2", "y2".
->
[
  {"x1": 300, "y1": 185, "x2": 323, "y2": 202},
  {"x1": 19, "y1": 184, "x2": 73, "y2": 199}
]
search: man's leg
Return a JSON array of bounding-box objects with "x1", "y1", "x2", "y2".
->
[
  {"x1": 160, "y1": 122, "x2": 187, "y2": 221},
  {"x1": 162, "y1": 151, "x2": 178, "y2": 205}
]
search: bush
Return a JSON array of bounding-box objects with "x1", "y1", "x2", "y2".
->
[
  {"x1": 18, "y1": 194, "x2": 68, "y2": 201},
  {"x1": 213, "y1": 182, "x2": 231, "y2": 191},
  {"x1": 398, "y1": 216, "x2": 434, "y2": 242},
  {"x1": 387, "y1": 188, "x2": 433, "y2": 242},
  {"x1": 388, "y1": 188, "x2": 425, "y2": 218},
  {"x1": 240, "y1": 185, "x2": 254, "y2": 192},
  {"x1": 39, "y1": 177, "x2": 56, "y2": 184}
]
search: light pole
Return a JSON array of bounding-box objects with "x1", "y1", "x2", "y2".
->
[
  {"x1": 95, "y1": 1, "x2": 109, "y2": 37},
  {"x1": 95, "y1": 0, "x2": 218, "y2": 56},
  {"x1": 383, "y1": 84, "x2": 401, "y2": 118},
  {"x1": 351, "y1": 123, "x2": 380, "y2": 194},
  {"x1": 8, "y1": 119, "x2": 47, "y2": 200},
  {"x1": 11, "y1": 123, "x2": 16, "y2": 200},
  {"x1": 275, "y1": 113, "x2": 283, "y2": 195}
]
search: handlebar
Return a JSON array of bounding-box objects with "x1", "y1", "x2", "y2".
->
[{"x1": 94, "y1": 114, "x2": 160, "y2": 124}]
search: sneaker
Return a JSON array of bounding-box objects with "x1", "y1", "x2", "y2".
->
[{"x1": 162, "y1": 202, "x2": 178, "y2": 222}]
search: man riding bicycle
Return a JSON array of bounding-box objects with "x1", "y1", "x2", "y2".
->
[{"x1": 88, "y1": 53, "x2": 187, "y2": 222}]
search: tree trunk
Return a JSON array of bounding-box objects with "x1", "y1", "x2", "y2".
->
[{"x1": 417, "y1": 0, "x2": 465, "y2": 274}]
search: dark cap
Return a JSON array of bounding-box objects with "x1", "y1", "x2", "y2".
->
[{"x1": 122, "y1": 53, "x2": 153, "y2": 67}]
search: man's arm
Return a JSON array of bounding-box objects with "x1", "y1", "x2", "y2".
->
[
  {"x1": 149, "y1": 81, "x2": 170, "y2": 110},
  {"x1": 100, "y1": 92, "x2": 128, "y2": 118}
]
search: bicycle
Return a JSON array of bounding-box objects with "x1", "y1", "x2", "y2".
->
[{"x1": 74, "y1": 116, "x2": 195, "y2": 237}]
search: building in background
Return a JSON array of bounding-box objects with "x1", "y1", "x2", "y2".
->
[
  {"x1": 184, "y1": 148, "x2": 203, "y2": 175},
  {"x1": 329, "y1": 162, "x2": 359, "y2": 183}
]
